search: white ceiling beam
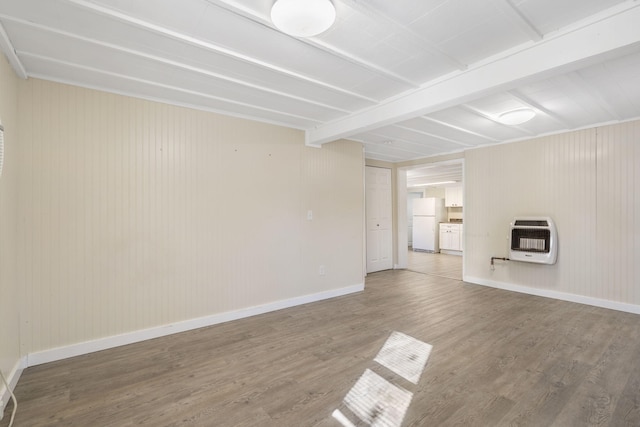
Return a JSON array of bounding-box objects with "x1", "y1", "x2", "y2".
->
[
  {"x1": 0, "y1": 20, "x2": 27, "y2": 78},
  {"x1": 491, "y1": 0, "x2": 543, "y2": 42},
  {"x1": 208, "y1": 0, "x2": 420, "y2": 90},
  {"x1": 3, "y1": 15, "x2": 352, "y2": 115},
  {"x1": 306, "y1": 3, "x2": 640, "y2": 146},
  {"x1": 207, "y1": 0, "x2": 466, "y2": 88},
  {"x1": 65, "y1": 0, "x2": 378, "y2": 104},
  {"x1": 301, "y1": 39, "x2": 419, "y2": 89},
  {"x1": 22, "y1": 52, "x2": 324, "y2": 125}
]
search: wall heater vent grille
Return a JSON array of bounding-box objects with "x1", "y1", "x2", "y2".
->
[{"x1": 510, "y1": 217, "x2": 557, "y2": 264}]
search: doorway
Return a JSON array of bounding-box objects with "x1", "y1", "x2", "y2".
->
[{"x1": 399, "y1": 159, "x2": 464, "y2": 280}]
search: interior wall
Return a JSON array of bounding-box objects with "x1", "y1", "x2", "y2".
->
[
  {"x1": 424, "y1": 187, "x2": 446, "y2": 198},
  {"x1": 465, "y1": 121, "x2": 640, "y2": 310},
  {"x1": 17, "y1": 78, "x2": 365, "y2": 356},
  {"x1": 0, "y1": 54, "x2": 21, "y2": 407}
]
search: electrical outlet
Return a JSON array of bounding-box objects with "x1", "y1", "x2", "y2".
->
[
  {"x1": 319, "y1": 265, "x2": 326, "y2": 276},
  {"x1": 307, "y1": 210, "x2": 313, "y2": 220}
]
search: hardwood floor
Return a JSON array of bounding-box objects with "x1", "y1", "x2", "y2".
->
[
  {"x1": 407, "y1": 249, "x2": 462, "y2": 280},
  {"x1": 3, "y1": 270, "x2": 640, "y2": 426}
]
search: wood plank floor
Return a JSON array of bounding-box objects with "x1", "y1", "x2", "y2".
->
[
  {"x1": 406, "y1": 250, "x2": 462, "y2": 280},
  {"x1": 3, "y1": 270, "x2": 640, "y2": 426}
]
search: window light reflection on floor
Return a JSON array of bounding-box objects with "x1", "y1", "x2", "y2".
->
[
  {"x1": 344, "y1": 369, "x2": 412, "y2": 426},
  {"x1": 374, "y1": 331, "x2": 432, "y2": 385},
  {"x1": 332, "y1": 331, "x2": 432, "y2": 426}
]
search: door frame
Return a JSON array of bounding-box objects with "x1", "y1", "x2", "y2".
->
[{"x1": 396, "y1": 159, "x2": 465, "y2": 275}]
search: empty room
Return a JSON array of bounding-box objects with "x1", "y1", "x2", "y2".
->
[{"x1": 1, "y1": 1, "x2": 639, "y2": 426}]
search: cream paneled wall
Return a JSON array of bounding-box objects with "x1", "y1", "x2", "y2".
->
[
  {"x1": 596, "y1": 122, "x2": 640, "y2": 304},
  {"x1": 464, "y1": 121, "x2": 639, "y2": 309},
  {"x1": 18, "y1": 79, "x2": 364, "y2": 355},
  {"x1": 0, "y1": 54, "x2": 21, "y2": 402}
]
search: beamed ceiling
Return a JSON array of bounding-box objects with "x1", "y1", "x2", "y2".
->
[{"x1": 1, "y1": 0, "x2": 640, "y2": 171}]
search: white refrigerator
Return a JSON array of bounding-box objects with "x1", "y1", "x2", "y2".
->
[{"x1": 412, "y1": 198, "x2": 445, "y2": 252}]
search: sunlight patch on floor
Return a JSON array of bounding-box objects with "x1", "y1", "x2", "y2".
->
[
  {"x1": 374, "y1": 331, "x2": 432, "y2": 384},
  {"x1": 343, "y1": 369, "x2": 412, "y2": 427},
  {"x1": 332, "y1": 331, "x2": 432, "y2": 426}
]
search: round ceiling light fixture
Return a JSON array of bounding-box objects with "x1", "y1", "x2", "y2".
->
[
  {"x1": 497, "y1": 108, "x2": 536, "y2": 125},
  {"x1": 271, "y1": 0, "x2": 336, "y2": 38}
]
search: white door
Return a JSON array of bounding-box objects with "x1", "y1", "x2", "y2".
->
[{"x1": 366, "y1": 166, "x2": 393, "y2": 273}]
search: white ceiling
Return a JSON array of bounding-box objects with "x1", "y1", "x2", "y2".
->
[{"x1": 1, "y1": 0, "x2": 640, "y2": 170}]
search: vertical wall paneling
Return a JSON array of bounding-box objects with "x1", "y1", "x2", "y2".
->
[
  {"x1": 465, "y1": 120, "x2": 639, "y2": 310},
  {"x1": 18, "y1": 79, "x2": 364, "y2": 356},
  {"x1": 0, "y1": 54, "x2": 21, "y2": 410},
  {"x1": 596, "y1": 122, "x2": 638, "y2": 304}
]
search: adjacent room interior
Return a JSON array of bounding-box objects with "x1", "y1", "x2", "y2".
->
[
  {"x1": 1, "y1": 1, "x2": 640, "y2": 426},
  {"x1": 404, "y1": 161, "x2": 463, "y2": 281}
]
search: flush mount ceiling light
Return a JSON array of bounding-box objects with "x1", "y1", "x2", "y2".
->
[
  {"x1": 271, "y1": 0, "x2": 336, "y2": 38},
  {"x1": 497, "y1": 108, "x2": 536, "y2": 125}
]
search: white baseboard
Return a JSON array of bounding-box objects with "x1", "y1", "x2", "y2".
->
[
  {"x1": 0, "y1": 358, "x2": 25, "y2": 418},
  {"x1": 26, "y1": 283, "x2": 364, "y2": 367},
  {"x1": 464, "y1": 275, "x2": 640, "y2": 315},
  {"x1": 440, "y1": 249, "x2": 462, "y2": 256}
]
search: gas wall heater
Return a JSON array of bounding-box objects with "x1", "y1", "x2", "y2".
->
[{"x1": 509, "y1": 217, "x2": 557, "y2": 264}]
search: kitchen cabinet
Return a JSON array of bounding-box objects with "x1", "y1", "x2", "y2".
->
[
  {"x1": 445, "y1": 186, "x2": 463, "y2": 207},
  {"x1": 439, "y1": 223, "x2": 461, "y2": 251}
]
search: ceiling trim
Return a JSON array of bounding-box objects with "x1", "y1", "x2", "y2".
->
[
  {"x1": 306, "y1": 3, "x2": 640, "y2": 146},
  {"x1": 0, "y1": 20, "x2": 26, "y2": 78},
  {"x1": 65, "y1": 0, "x2": 378, "y2": 104}
]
